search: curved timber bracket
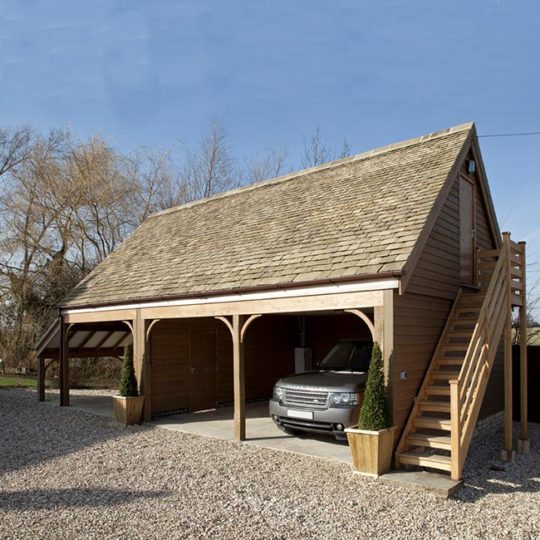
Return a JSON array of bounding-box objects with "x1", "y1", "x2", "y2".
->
[
  {"x1": 145, "y1": 319, "x2": 161, "y2": 342},
  {"x1": 215, "y1": 315, "x2": 234, "y2": 338},
  {"x1": 344, "y1": 308, "x2": 376, "y2": 340},
  {"x1": 240, "y1": 314, "x2": 262, "y2": 342},
  {"x1": 121, "y1": 320, "x2": 134, "y2": 335}
]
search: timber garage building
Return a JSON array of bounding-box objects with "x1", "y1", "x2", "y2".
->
[{"x1": 36, "y1": 123, "x2": 529, "y2": 481}]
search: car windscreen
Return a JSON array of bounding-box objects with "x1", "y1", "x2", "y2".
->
[{"x1": 319, "y1": 342, "x2": 372, "y2": 371}]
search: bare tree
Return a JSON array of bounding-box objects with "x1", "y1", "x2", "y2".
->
[
  {"x1": 302, "y1": 127, "x2": 352, "y2": 168},
  {"x1": 244, "y1": 145, "x2": 289, "y2": 183},
  {"x1": 339, "y1": 138, "x2": 352, "y2": 159},
  {"x1": 128, "y1": 147, "x2": 186, "y2": 220},
  {"x1": 302, "y1": 126, "x2": 333, "y2": 168},
  {"x1": 183, "y1": 120, "x2": 235, "y2": 201},
  {"x1": 0, "y1": 129, "x2": 72, "y2": 366},
  {"x1": 0, "y1": 126, "x2": 33, "y2": 178}
]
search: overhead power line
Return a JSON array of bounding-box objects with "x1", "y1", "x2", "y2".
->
[{"x1": 478, "y1": 131, "x2": 540, "y2": 138}]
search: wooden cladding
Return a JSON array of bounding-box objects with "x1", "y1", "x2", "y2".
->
[
  {"x1": 393, "y1": 170, "x2": 502, "y2": 435},
  {"x1": 149, "y1": 316, "x2": 297, "y2": 414},
  {"x1": 149, "y1": 313, "x2": 374, "y2": 415},
  {"x1": 459, "y1": 175, "x2": 476, "y2": 285}
]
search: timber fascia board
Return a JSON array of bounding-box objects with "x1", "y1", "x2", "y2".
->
[{"x1": 60, "y1": 278, "x2": 400, "y2": 323}]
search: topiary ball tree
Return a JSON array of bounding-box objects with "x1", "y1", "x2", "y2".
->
[
  {"x1": 358, "y1": 343, "x2": 391, "y2": 431},
  {"x1": 118, "y1": 345, "x2": 138, "y2": 397}
]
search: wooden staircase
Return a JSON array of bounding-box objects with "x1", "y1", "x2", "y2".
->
[{"x1": 395, "y1": 233, "x2": 526, "y2": 480}]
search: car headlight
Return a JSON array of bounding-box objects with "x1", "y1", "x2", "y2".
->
[
  {"x1": 273, "y1": 386, "x2": 284, "y2": 401},
  {"x1": 329, "y1": 392, "x2": 360, "y2": 407}
]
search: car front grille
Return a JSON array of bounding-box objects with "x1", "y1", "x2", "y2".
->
[{"x1": 283, "y1": 388, "x2": 328, "y2": 410}]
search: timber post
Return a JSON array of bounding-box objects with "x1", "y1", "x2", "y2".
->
[
  {"x1": 501, "y1": 232, "x2": 514, "y2": 462},
  {"x1": 518, "y1": 241, "x2": 529, "y2": 454},
  {"x1": 132, "y1": 309, "x2": 151, "y2": 421},
  {"x1": 59, "y1": 317, "x2": 70, "y2": 407},
  {"x1": 215, "y1": 314, "x2": 261, "y2": 441},
  {"x1": 37, "y1": 353, "x2": 45, "y2": 402},
  {"x1": 232, "y1": 314, "x2": 246, "y2": 441}
]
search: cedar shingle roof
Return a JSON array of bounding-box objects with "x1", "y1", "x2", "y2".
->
[{"x1": 61, "y1": 123, "x2": 473, "y2": 308}]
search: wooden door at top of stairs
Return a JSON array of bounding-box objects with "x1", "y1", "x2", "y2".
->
[
  {"x1": 190, "y1": 329, "x2": 218, "y2": 412},
  {"x1": 460, "y1": 175, "x2": 476, "y2": 286}
]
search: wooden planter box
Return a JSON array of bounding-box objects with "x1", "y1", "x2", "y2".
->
[
  {"x1": 112, "y1": 395, "x2": 145, "y2": 426},
  {"x1": 345, "y1": 426, "x2": 397, "y2": 477}
]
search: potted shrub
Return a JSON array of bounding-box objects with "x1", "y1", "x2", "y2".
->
[
  {"x1": 112, "y1": 346, "x2": 145, "y2": 425},
  {"x1": 345, "y1": 343, "x2": 396, "y2": 476}
]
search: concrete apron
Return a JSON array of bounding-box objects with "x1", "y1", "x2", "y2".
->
[{"x1": 45, "y1": 390, "x2": 352, "y2": 465}]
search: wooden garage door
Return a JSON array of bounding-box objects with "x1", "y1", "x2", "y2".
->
[{"x1": 190, "y1": 329, "x2": 218, "y2": 412}]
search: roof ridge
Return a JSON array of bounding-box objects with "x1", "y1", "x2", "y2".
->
[{"x1": 148, "y1": 122, "x2": 474, "y2": 220}]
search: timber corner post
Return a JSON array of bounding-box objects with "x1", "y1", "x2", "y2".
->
[
  {"x1": 131, "y1": 310, "x2": 152, "y2": 422},
  {"x1": 59, "y1": 316, "x2": 70, "y2": 407},
  {"x1": 501, "y1": 232, "x2": 514, "y2": 462},
  {"x1": 215, "y1": 314, "x2": 261, "y2": 442},
  {"x1": 517, "y1": 240, "x2": 529, "y2": 454},
  {"x1": 500, "y1": 232, "x2": 529, "y2": 460},
  {"x1": 37, "y1": 353, "x2": 45, "y2": 402}
]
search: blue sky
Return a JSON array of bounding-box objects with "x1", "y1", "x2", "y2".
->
[{"x1": 1, "y1": 0, "x2": 539, "y2": 303}]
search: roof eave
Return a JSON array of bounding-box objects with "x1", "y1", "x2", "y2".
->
[{"x1": 59, "y1": 270, "x2": 403, "y2": 312}]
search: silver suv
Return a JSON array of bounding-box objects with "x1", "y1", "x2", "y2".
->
[{"x1": 269, "y1": 340, "x2": 372, "y2": 440}]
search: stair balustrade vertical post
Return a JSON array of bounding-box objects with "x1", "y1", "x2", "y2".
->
[
  {"x1": 518, "y1": 241, "x2": 529, "y2": 453},
  {"x1": 502, "y1": 232, "x2": 514, "y2": 462},
  {"x1": 449, "y1": 380, "x2": 461, "y2": 481}
]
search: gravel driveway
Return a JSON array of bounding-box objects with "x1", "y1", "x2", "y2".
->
[{"x1": 1, "y1": 389, "x2": 538, "y2": 539}]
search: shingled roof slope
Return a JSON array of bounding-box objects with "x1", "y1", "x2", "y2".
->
[{"x1": 61, "y1": 123, "x2": 473, "y2": 308}]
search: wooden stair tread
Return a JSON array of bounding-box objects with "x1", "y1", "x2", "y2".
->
[
  {"x1": 425, "y1": 386, "x2": 450, "y2": 396},
  {"x1": 407, "y1": 433, "x2": 451, "y2": 450},
  {"x1": 398, "y1": 451, "x2": 452, "y2": 471},
  {"x1": 452, "y1": 314, "x2": 478, "y2": 320},
  {"x1": 441, "y1": 344, "x2": 469, "y2": 351},
  {"x1": 413, "y1": 416, "x2": 451, "y2": 431},
  {"x1": 418, "y1": 401, "x2": 450, "y2": 412},
  {"x1": 431, "y1": 370, "x2": 460, "y2": 380},
  {"x1": 437, "y1": 357, "x2": 464, "y2": 366}
]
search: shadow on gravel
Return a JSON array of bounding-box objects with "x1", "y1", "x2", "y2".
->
[
  {"x1": 0, "y1": 488, "x2": 170, "y2": 510},
  {"x1": 452, "y1": 423, "x2": 540, "y2": 502},
  {"x1": 454, "y1": 475, "x2": 540, "y2": 502}
]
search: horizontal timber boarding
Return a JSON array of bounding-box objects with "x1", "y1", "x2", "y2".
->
[
  {"x1": 306, "y1": 314, "x2": 373, "y2": 366},
  {"x1": 392, "y1": 292, "x2": 452, "y2": 433},
  {"x1": 149, "y1": 313, "x2": 375, "y2": 415},
  {"x1": 244, "y1": 316, "x2": 296, "y2": 401}
]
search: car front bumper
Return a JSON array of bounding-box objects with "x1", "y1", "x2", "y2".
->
[{"x1": 269, "y1": 399, "x2": 360, "y2": 437}]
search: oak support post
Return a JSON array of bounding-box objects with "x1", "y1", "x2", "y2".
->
[
  {"x1": 450, "y1": 380, "x2": 461, "y2": 481},
  {"x1": 232, "y1": 314, "x2": 246, "y2": 442},
  {"x1": 133, "y1": 309, "x2": 150, "y2": 421},
  {"x1": 518, "y1": 241, "x2": 529, "y2": 454},
  {"x1": 501, "y1": 233, "x2": 514, "y2": 462},
  {"x1": 381, "y1": 290, "x2": 394, "y2": 415},
  {"x1": 59, "y1": 318, "x2": 70, "y2": 407},
  {"x1": 37, "y1": 354, "x2": 45, "y2": 402}
]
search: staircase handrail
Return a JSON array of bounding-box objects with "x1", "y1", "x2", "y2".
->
[{"x1": 450, "y1": 234, "x2": 517, "y2": 478}]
